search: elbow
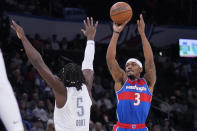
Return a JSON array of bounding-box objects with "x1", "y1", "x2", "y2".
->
[{"x1": 106, "y1": 55, "x2": 110, "y2": 61}]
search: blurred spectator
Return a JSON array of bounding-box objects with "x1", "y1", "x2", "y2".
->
[
  {"x1": 153, "y1": 124, "x2": 161, "y2": 131},
  {"x1": 159, "y1": 97, "x2": 172, "y2": 113},
  {"x1": 91, "y1": 104, "x2": 106, "y2": 124},
  {"x1": 60, "y1": 37, "x2": 68, "y2": 50},
  {"x1": 46, "y1": 119, "x2": 55, "y2": 131},
  {"x1": 11, "y1": 52, "x2": 23, "y2": 66},
  {"x1": 192, "y1": 119, "x2": 197, "y2": 131},
  {"x1": 51, "y1": 34, "x2": 60, "y2": 51},
  {"x1": 93, "y1": 76, "x2": 105, "y2": 100},
  {"x1": 162, "y1": 119, "x2": 175, "y2": 131},
  {"x1": 32, "y1": 100, "x2": 48, "y2": 122},
  {"x1": 23, "y1": 120, "x2": 31, "y2": 131},
  {"x1": 44, "y1": 86, "x2": 54, "y2": 99},
  {"x1": 27, "y1": 67, "x2": 36, "y2": 81},
  {"x1": 95, "y1": 122, "x2": 105, "y2": 131},
  {"x1": 188, "y1": 87, "x2": 197, "y2": 108},
  {"x1": 21, "y1": 93, "x2": 32, "y2": 109},
  {"x1": 97, "y1": 92, "x2": 113, "y2": 110},
  {"x1": 31, "y1": 119, "x2": 45, "y2": 131},
  {"x1": 46, "y1": 99, "x2": 54, "y2": 119},
  {"x1": 33, "y1": 34, "x2": 44, "y2": 50},
  {"x1": 29, "y1": 92, "x2": 39, "y2": 109},
  {"x1": 20, "y1": 100, "x2": 33, "y2": 121},
  {"x1": 68, "y1": 34, "x2": 83, "y2": 50},
  {"x1": 34, "y1": 74, "x2": 46, "y2": 93},
  {"x1": 89, "y1": 120, "x2": 96, "y2": 131}
]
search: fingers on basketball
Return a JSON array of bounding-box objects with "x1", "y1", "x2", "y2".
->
[{"x1": 122, "y1": 20, "x2": 129, "y2": 27}]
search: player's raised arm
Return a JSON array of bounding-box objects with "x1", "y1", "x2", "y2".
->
[
  {"x1": 106, "y1": 21, "x2": 128, "y2": 91},
  {"x1": 11, "y1": 20, "x2": 66, "y2": 102},
  {"x1": 137, "y1": 14, "x2": 156, "y2": 93},
  {"x1": 81, "y1": 17, "x2": 98, "y2": 94}
]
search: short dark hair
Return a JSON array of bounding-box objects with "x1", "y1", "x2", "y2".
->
[{"x1": 58, "y1": 63, "x2": 85, "y2": 91}]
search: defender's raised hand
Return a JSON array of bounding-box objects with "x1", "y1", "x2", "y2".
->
[
  {"x1": 11, "y1": 20, "x2": 25, "y2": 39},
  {"x1": 81, "y1": 17, "x2": 98, "y2": 40},
  {"x1": 137, "y1": 14, "x2": 145, "y2": 35}
]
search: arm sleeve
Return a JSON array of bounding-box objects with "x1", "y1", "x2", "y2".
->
[{"x1": 82, "y1": 40, "x2": 95, "y2": 70}]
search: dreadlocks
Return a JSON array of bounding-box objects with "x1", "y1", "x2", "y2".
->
[{"x1": 58, "y1": 63, "x2": 86, "y2": 91}]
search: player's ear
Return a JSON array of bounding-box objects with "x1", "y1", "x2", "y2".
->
[{"x1": 139, "y1": 67, "x2": 143, "y2": 73}]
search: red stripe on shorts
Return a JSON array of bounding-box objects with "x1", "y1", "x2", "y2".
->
[
  {"x1": 116, "y1": 122, "x2": 146, "y2": 129},
  {"x1": 113, "y1": 124, "x2": 119, "y2": 131}
]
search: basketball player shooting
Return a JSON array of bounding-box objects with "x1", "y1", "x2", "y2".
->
[
  {"x1": 0, "y1": 49, "x2": 24, "y2": 131},
  {"x1": 11, "y1": 17, "x2": 98, "y2": 131},
  {"x1": 106, "y1": 14, "x2": 156, "y2": 131}
]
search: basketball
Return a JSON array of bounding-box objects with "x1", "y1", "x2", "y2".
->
[{"x1": 110, "y1": 2, "x2": 133, "y2": 24}]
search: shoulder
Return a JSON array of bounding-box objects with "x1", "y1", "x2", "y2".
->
[
  {"x1": 139, "y1": 78, "x2": 147, "y2": 85},
  {"x1": 114, "y1": 77, "x2": 128, "y2": 92},
  {"x1": 141, "y1": 77, "x2": 153, "y2": 94}
]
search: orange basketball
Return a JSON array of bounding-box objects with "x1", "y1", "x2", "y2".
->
[{"x1": 110, "y1": 2, "x2": 133, "y2": 24}]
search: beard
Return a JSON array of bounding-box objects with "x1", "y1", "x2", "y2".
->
[{"x1": 128, "y1": 75, "x2": 135, "y2": 80}]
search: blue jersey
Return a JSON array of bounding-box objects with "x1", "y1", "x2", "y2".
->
[{"x1": 113, "y1": 78, "x2": 152, "y2": 131}]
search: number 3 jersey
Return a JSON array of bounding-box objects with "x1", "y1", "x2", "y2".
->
[
  {"x1": 116, "y1": 78, "x2": 152, "y2": 126},
  {"x1": 54, "y1": 84, "x2": 92, "y2": 131}
]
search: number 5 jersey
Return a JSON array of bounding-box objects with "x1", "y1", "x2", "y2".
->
[
  {"x1": 54, "y1": 84, "x2": 92, "y2": 131},
  {"x1": 113, "y1": 78, "x2": 152, "y2": 131}
]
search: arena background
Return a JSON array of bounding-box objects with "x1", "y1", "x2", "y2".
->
[{"x1": 0, "y1": 0, "x2": 197, "y2": 130}]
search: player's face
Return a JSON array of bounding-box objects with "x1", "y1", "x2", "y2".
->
[{"x1": 125, "y1": 62, "x2": 142, "y2": 78}]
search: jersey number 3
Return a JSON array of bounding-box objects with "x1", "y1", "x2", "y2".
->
[{"x1": 134, "y1": 93, "x2": 141, "y2": 106}]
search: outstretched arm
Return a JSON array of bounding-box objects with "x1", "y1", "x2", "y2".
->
[
  {"x1": 81, "y1": 17, "x2": 98, "y2": 97},
  {"x1": 11, "y1": 20, "x2": 66, "y2": 107},
  {"x1": 137, "y1": 14, "x2": 156, "y2": 93},
  {"x1": 106, "y1": 21, "x2": 128, "y2": 91}
]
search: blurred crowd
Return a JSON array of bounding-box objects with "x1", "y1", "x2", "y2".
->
[{"x1": 0, "y1": 6, "x2": 197, "y2": 131}]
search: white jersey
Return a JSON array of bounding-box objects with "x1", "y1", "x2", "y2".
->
[
  {"x1": 54, "y1": 84, "x2": 92, "y2": 131},
  {"x1": 0, "y1": 50, "x2": 24, "y2": 131}
]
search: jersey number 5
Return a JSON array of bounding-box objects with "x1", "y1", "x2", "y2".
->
[
  {"x1": 77, "y1": 97, "x2": 84, "y2": 116},
  {"x1": 134, "y1": 93, "x2": 141, "y2": 106}
]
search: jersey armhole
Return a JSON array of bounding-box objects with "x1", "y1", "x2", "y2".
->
[
  {"x1": 142, "y1": 78, "x2": 153, "y2": 96},
  {"x1": 55, "y1": 89, "x2": 68, "y2": 111},
  {"x1": 55, "y1": 100, "x2": 68, "y2": 111},
  {"x1": 83, "y1": 84, "x2": 93, "y2": 106},
  {"x1": 115, "y1": 78, "x2": 128, "y2": 94}
]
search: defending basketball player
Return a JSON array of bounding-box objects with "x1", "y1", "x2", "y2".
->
[
  {"x1": 0, "y1": 49, "x2": 24, "y2": 131},
  {"x1": 11, "y1": 17, "x2": 98, "y2": 131},
  {"x1": 106, "y1": 14, "x2": 156, "y2": 131}
]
